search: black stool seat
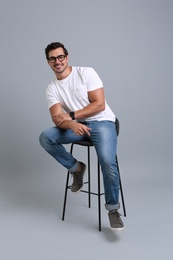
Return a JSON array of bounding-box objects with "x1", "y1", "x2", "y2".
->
[{"x1": 74, "y1": 140, "x2": 93, "y2": 146}]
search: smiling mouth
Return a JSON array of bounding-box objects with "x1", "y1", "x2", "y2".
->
[{"x1": 55, "y1": 65, "x2": 62, "y2": 69}]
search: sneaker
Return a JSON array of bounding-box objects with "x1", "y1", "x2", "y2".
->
[
  {"x1": 108, "y1": 210, "x2": 124, "y2": 230},
  {"x1": 71, "y1": 162, "x2": 86, "y2": 193}
]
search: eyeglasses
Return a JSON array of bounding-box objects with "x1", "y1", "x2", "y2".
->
[{"x1": 48, "y1": 55, "x2": 66, "y2": 63}]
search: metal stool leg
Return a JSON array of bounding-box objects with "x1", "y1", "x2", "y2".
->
[
  {"x1": 87, "y1": 146, "x2": 91, "y2": 208},
  {"x1": 62, "y1": 143, "x2": 74, "y2": 221},
  {"x1": 116, "y1": 155, "x2": 126, "y2": 217},
  {"x1": 97, "y1": 161, "x2": 102, "y2": 231},
  {"x1": 62, "y1": 171, "x2": 70, "y2": 220}
]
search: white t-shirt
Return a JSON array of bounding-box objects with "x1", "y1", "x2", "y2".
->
[{"x1": 46, "y1": 67, "x2": 115, "y2": 122}]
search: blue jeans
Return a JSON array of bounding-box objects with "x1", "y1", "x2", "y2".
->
[{"x1": 39, "y1": 120, "x2": 120, "y2": 211}]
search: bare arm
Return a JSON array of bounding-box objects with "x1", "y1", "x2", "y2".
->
[
  {"x1": 49, "y1": 87, "x2": 105, "y2": 136},
  {"x1": 49, "y1": 103, "x2": 72, "y2": 128},
  {"x1": 49, "y1": 103, "x2": 92, "y2": 136},
  {"x1": 75, "y1": 87, "x2": 105, "y2": 119},
  {"x1": 53, "y1": 87, "x2": 105, "y2": 123}
]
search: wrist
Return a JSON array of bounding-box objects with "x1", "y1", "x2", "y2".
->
[{"x1": 69, "y1": 111, "x2": 75, "y2": 120}]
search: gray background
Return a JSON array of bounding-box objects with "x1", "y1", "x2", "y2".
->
[{"x1": 0, "y1": 0, "x2": 173, "y2": 259}]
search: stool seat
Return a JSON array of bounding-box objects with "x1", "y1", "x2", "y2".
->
[{"x1": 74, "y1": 140, "x2": 93, "y2": 146}]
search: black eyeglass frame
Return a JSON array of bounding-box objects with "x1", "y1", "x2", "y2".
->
[{"x1": 48, "y1": 54, "x2": 67, "y2": 63}]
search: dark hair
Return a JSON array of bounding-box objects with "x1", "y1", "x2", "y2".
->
[{"x1": 45, "y1": 42, "x2": 68, "y2": 59}]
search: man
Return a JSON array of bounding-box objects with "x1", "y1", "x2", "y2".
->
[{"x1": 39, "y1": 42, "x2": 124, "y2": 230}]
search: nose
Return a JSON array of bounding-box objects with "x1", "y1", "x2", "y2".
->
[{"x1": 55, "y1": 57, "x2": 60, "y2": 63}]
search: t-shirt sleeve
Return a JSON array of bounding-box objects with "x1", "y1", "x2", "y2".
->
[
  {"x1": 83, "y1": 67, "x2": 103, "y2": 91},
  {"x1": 46, "y1": 85, "x2": 60, "y2": 109}
]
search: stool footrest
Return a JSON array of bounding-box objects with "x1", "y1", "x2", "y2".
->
[
  {"x1": 81, "y1": 190, "x2": 105, "y2": 196},
  {"x1": 66, "y1": 185, "x2": 105, "y2": 196}
]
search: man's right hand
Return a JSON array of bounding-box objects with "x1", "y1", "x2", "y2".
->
[{"x1": 71, "y1": 122, "x2": 92, "y2": 136}]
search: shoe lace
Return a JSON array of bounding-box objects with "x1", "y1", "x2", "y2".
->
[
  {"x1": 113, "y1": 211, "x2": 123, "y2": 224},
  {"x1": 111, "y1": 211, "x2": 121, "y2": 218}
]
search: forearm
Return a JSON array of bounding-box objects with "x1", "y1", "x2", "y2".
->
[
  {"x1": 53, "y1": 115, "x2": 74, "y2": 129},
  {"x1": 75, "y1": 101, "x2": 105, "y2": 119},
  {"x1": 50, "y1": 88, "x2": 105, "y2": 128},
  {"x1": 52, "y1": 100, "x2": 105, "y2": 127}
]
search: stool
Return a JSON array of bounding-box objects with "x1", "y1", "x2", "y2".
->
[{"x1": 62, "y1": 118, "x2": 126, "y2": 231}]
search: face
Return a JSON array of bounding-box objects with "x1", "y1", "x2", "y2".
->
[{"x1": 47, "y1": 47, "x2": 69, "y2": 78}]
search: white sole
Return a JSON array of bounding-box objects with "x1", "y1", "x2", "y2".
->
[{"x1": 111, "y1": 226, "x2": 125, "y2": 231}]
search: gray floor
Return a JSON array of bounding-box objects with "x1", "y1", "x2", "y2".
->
[{"x1": 0, "y1": 161, "x2": 172, "y2": 260}]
